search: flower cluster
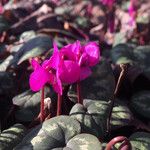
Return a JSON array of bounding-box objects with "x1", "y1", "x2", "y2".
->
[{"x1": 29, "y1": 41, "x2": 100, "y2": 95}]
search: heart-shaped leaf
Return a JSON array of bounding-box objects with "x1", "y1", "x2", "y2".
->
[
  {"x1": 78, "y1": 58, "x2": 115, "y2": 101},
  {"x1": 19, "y1": 30, "x2": 36, "y2": 42},
  {"x1": 129, "y1": 132, "x2": 150, "y2": 150},
  {"x1": 9, "y1": 35, "x2": 52, "y2": 67},
  {"x1": 111, "y1": 100, "x2": 134, "y2": 130},
  {"x1": 0, "y1": 124, "x2": 26, "y2": 150},
  {"x1": 70, "y1": 99, "x2": 110, "y2": 138},
  {"x1": 111, "y1": 44, "x2": 135, "y2": 65},
  {"x1": 13, "y1": 87, "x2": 50, "y2": 122},
  {"x1": 14, "y1": 116, "x2": 81, "y2": 149},
  {"x1": 130, "y1": 90, "x2": 150, "y2": 119},
  {"x1": 66, "y1": 133, "x2": 102, "y2": 150}
]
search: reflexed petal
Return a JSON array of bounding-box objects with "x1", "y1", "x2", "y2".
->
[
  {"x1": 29, "y1": 67, "x2": 50, "y2": 91},
  {"x1": 78, "y1": 52, "x2": 89, "y2": 66},
  {"x1": 52, "y1": 73, "x2": 62, "y2": 95},
  {"x1": 83, "y1": 42, "x2": 100, "y2": 66},
  {"x1": 58, "y1": 60, "x2": 80, "y2": 84},
  {"x1": 80, "y1": 67, "x2": 92, "y2": 80},
  {"x1": 50, "y1": 42, "x2": 60, "y2": 69},
  {"x1": 31, "y1": 59, "x2": 40, "y2": 70},
  {"x1": 60, "y1": 40, "x2": 81, "y2": 61}
]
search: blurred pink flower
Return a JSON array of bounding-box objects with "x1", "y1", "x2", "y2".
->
[
  {"x1": 101, "y1": 0, "x2": 114, "y2": 7},
  {"x1": 128, "y1": 0, "x2": 136, "y2": 26},
  {"x1": 0, "y1": 4, "x2": 4, "y2": 14}
]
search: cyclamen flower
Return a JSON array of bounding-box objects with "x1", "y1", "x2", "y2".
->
[
  {"x1": 60, "y1": 41, "x2": 100, "y2": 80},
  {"x1": 29, "y1": 42, "x2": 80, "y2": 95}
]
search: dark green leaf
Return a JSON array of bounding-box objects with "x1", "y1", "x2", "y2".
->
[
  {"x1": 0, "y1": 15, "x2": 9, "y2": 33},
  {"x1": 66, "y1": 133, "x2": 102, "y2": 150},
  {"x1": 0, "y1": 124, "x2": 27, "y2": 150},
  {"x1": 111, "y1": 100, "x2": 134, "y2": 130},
  {"x1": 111, "y1": 44, "x2": 135, "y2": 64},
  {"x1": 130, "y1": 91, "x2": 150, "y2": 119},
  {"x1": 70, "y1": 99, "x2": 110, "y2": 138},
  {"x1": 9, "y1": 35, "x2": 52, "y2": 67},
  {"x1": 129, "y1": 132, "x2": 150, "y2": 150},
  {"x1": 15, "y1": 116, "x2": 81, "y2": 150},
  {"x1": 0, "y1": 72, "x2": 16, "y2": 95},
  {"x1": 134, "y1": 46, "x2": 150, "y2": 80},
  {"x1": 13, "y1": 87, "x2": 50, "y2": 122},
  {"x1": 80, "y1": 58, "x2": 115, "y2": 101}
]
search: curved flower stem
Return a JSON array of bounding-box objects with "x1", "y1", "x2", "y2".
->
[
  {"x1": 57, "y1": 94, "x2": 62, "y2": 116},
  {"x1": 40, "y1": 86, "x2": 45, "y2": 122},
  {"x1": 107, "y1": 64, "x2": 128, "y2": 133},
  {"x1": 77, "y1": 81, "x2": 82, "y2": 104},
  {"x1": 106, "y1": 136, "x2": 131, "y2": 150}
]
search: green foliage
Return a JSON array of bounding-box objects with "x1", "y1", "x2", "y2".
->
[
  {"x1": 0, "y1": 124, "x2": 27, "y2": 150},
  {"x1": 129, "y1": 132, "x2": 150, "y2": 150},
  {"x1": 130, "y1": 91, "x2": 150, "y2": 119},
  {"x1": 70, "y1": 99, "x2": 110, "y2": 138},
  {"x1": 13, "y1": 88, "x2": 50, "y2": 122},
  {"x1": 111, "y1": 100, "x2": 134, "y2": 130},
  {"x1": 15, "y1": 116, "x2": 81, "y2": 149}
]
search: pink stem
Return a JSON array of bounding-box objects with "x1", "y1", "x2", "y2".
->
[
  {"x1": 77, "y1": 81, "x2": 82, "y2": 104},
  {"x1": 57, "y1": 94, "x2": 62, "y2": 116},
  {"x1": 40, "y1": 86, "x2": 45, "y2": 122},
  {"x1": 106, "y1": 136, "x2": 131, "y2": 150}
]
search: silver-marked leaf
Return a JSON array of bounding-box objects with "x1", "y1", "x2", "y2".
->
[
  {"x1": 129, "y1": 132, "x2": 150, "y2": 150},
  {"x1": 19, "y1": 30, "x2": 36, "y2": 42},
  {"x1": 9, "y1": 35, "x2": 52, "y2": 67},
  {"x1": 111, "y1": 44, "x2": 135, "y2": 64},
  {"x1": 0, "y1": 124, "x2": 26, "y2": 150},
  {"x1": 130, "y1": 91, "x2": 150, "y2": 119},
  {"x1": 14, "y1": 116, "x2": 81, "y2": 150},
  {"x1": 70, "y1": 99, "x2": 110, "y2": 138},
  {"x1": 66, "y1": 133, "x2": 102, "y2": 150},
  {"x1": 13, "y1": 87, "x2": 50, "y2": 122},
  {"x1": 111, "y1": 100, "x2": 134, "y2": 130}
]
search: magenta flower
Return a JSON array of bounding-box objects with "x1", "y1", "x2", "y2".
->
[
  {"x1": 60, "y1": 41, "x2": 100, "y2": 80},
  {"x1": 29, "y1": 42, "x2": 81, "y2": 95}
]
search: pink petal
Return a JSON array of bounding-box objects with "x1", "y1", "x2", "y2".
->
[
  {"x1": 31, "y1": 59, "x2": 40, "y2": 70},
  {"x1": 44, "y1": 42, "x2": 60, "y2": 69},
  {"x1": 29, "y1": 66, "x2": 50, "y2": 91},
  {"x1": 83, "y1": 42, "x2": 100, "y2": 67},
  {"x1": 50, "y1": 42, "x2": 60, "y2": 69},
  {"x1": 60, "y1": 40, "x2": 81, "y2": 61},
  {"x1": 52, "y1": 73, "x2": 62, "y2": 95},
  {"x1": 58, "y1": 60, "x2": 80, "y2": 84},
  {"x1": 78, "y1": 52, "x2": 89, "y2": 66},
  {"x1": 80, "y1": 67, "x2": 92, "y2": 80}
]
